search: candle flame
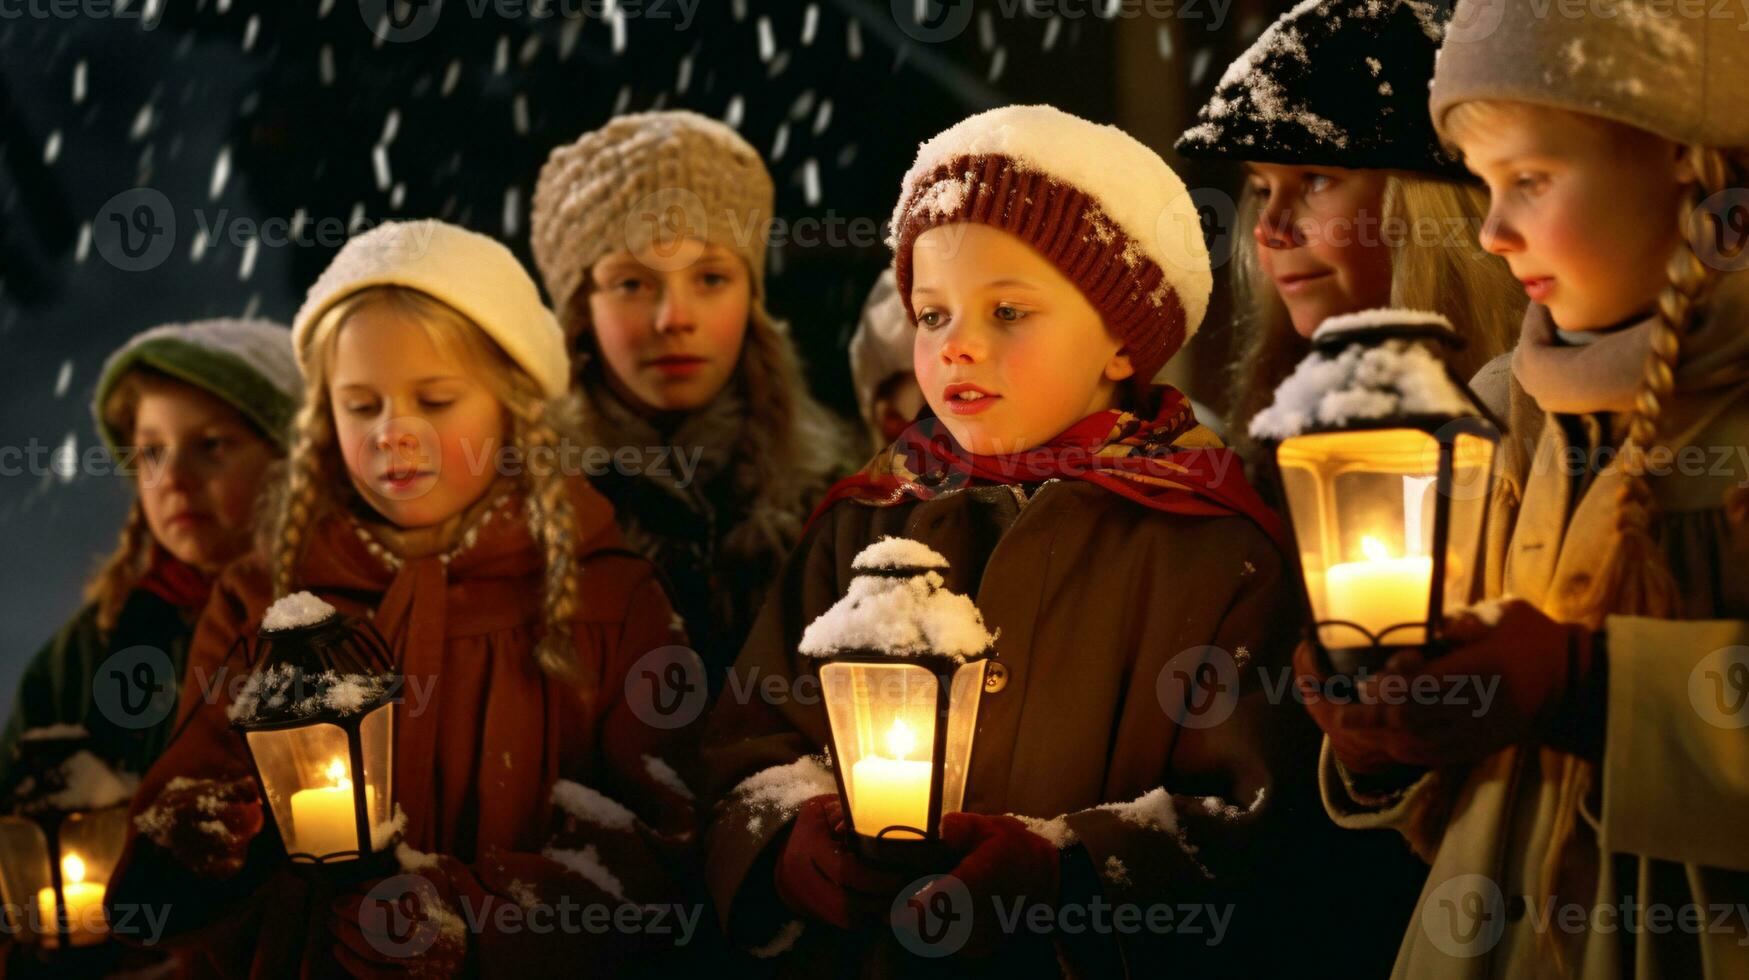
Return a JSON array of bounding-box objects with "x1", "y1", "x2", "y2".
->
[
  {"x1": 323, "y1": 757, "x2": 352, "y2": 791},
  {"x1": 62, "y1": 853, "x2": 85, "y2": 885},
  {"x1": 1361, "y1": 536, "x2": 1390, "y2": 562},
  {"x1": 885, "y1": 718, "x2": 917, "y2": 760}
]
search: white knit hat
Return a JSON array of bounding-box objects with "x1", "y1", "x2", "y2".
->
[
  {"x1": 293, "y1": 220, "x2": 569, "y2": 399},
  {"x1": 94, "y1": 318, "x2": 300, "y2": 452}
]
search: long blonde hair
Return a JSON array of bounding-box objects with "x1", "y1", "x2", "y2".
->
[
  {"x1": 273, "y1": 286, "x2": 587, "y2": 688},
  {"x1": 1227, "y1": 172, "x2": 1523, "y2": 451}
]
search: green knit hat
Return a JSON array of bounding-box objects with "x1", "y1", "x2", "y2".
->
[{"x1": 93, "y1": 318, "x2": 301, "y2": 453}]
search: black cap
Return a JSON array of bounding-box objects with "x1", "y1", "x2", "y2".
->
[{"x1": 1176, "y1": 0, "x2": 1469, "y2": 179}]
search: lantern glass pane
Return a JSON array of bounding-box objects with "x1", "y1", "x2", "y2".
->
[
  {"x1": 0, "y1": 817, "x2": 52, "y2": 941},
  {"x1": 245, "y1": 723, "x2": 374, "y2": 862},
  {"x1": 49, "y1": 804, "x2": 129, "y2": 946},
  {"x1": 818, "y1": 661, "x2": 942, "y2": 841},
  {"x1": 1442, "y1": 432, "x2": 1497, "y2": 615},
  {"x1": 942, "y1": 660, "x2": 988, "y2": 819},
  {"x1": 1278, "y1": 428, "x2": 1443, "y2": 649}
]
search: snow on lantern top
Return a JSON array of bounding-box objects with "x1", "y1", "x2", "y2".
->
[
  {"x1": 262, "y1": 591, "x2": 339, "y2": 632},
  {"x1": 800, "y1": 538, "x2": 997, "y2": 663},
  {"x1": 228, "y1": 592, "x2": 398, "y2": 727},
  {"x1": 1248, "y1": 308, "x2": 1478, "y2": 442}
]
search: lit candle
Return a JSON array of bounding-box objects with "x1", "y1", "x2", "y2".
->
[
  {"x1": 37, "y1": 852, "x2": 106, "y2": 948},
  {"x1": 1324, "y1": 536, "x2": 1433, "y2": 644},
  {"x1": 848, "y1": 718, "x2": 932, "y2": 840},
  {"x1": 288, "y1": 758, "x2": 375, "y2": 860}
]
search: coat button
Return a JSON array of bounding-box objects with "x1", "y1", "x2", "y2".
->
[{"x1": 984, "y1": 662, "x2": 1009, "y2": 694}]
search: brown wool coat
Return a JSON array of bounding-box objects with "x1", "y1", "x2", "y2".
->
[
  {"x1": 104, "y1": 477, "x2": 702, "y2": 979},
  {"x1": 703, "y1": 478, "x2": 1427, "y2": 978}
]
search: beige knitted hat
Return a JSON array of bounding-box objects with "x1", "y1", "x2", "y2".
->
[
  {"x1": 292, "y1": 220, "x2": 570, "y2": 399},
  {"x1": 1431, "y1": 0, "x2": 1749, "y2": 148},
  {"x1": 529, "y1": 110, "x2": 776, "y2": 333}
]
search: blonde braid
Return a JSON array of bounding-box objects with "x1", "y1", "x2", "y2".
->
[
  {"x1": 1537, "y1": 145, "x2": 1735, "y2": 977},
  {"x1": 514, "y1": 402, "x2": 586, "y2": 695},
  {"x1": 85, "y1": 500, "x2": 154, "y2": 634},
  {"x1": 270, "y1": 382, "x2": 337, "y2": 599}
]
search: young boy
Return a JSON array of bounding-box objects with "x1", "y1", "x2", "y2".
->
[{"x1": 700, "y1": 105, "x2": 1409, "y2": 976}]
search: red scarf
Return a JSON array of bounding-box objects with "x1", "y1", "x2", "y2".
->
[
  {"x1": 811, "y1": 386, "x2": 1286, "y2": 548},
  {"x1": 136, "y1": 545, "x2": 215, "y2": 614}
]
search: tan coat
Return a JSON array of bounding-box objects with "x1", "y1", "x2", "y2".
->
[{"x1": 1323, "y1": 272, "x2": 1749, "y2": 978}]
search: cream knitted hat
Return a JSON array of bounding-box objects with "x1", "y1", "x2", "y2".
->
[
  {"x1": 530, "y1": 110, "x2": 776, "y2": 334},
  {"x1": 292, "y1": 220, "x2": 569, "y2": 399},
  {"x1": 1431, "y1": 0, "x2": 1749, "y2": 148}
]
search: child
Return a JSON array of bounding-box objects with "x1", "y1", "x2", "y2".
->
[
  {"x1": 1301, "y1": 3, "x2": 1749, "y2": 976},
  {"x1": 1176, "y1": 0, "x2": 1522, "y2": 451},
  {"x1": 0, "y1": 319, "x2": 298, "y2": 790},
  {"x1": 530, "y1": 111, "x2": 855, "y2": 692},
  {"x1": 701, "y1": 105, "x2": 1378, "y2": 975},
  {"x1": 104, "y1": 221, "x2": 701, "y2": 976},
  {"x1": 848, "y1": 267, "x2": 925, "y2": 455}
]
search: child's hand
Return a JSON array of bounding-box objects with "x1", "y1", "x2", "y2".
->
[
  {"x1": 135, "y1": 776, "x2": 264, "y2": 879},
  {"x1": 330, "y1": 858, "x2": 469, "y2": 979},
  {"x1": 774, "y1": 794, "x2": 909, "y2": 930},
  {"x1": 1298, "y1": 601, "x2": 1599, "y2": 771},
  {"x1": 906, "y1": 812, "x2": 1059, "y2": 957}
]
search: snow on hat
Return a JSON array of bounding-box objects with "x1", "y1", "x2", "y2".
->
[
  {"x1": 94, "y1": 318, "x2": 300, "y2": 453},
  {"x1": 1430, "y1": 0, "x2": 1749, "y2": 149},
  {"x1": 887, "y1": 104, "x2": 1212, "y2": 384},
  {"x1": 529, "y1": 110, "x2": 776, "y2": 334},
  {"x1": 293, "y1": 220, "x2": 569, "y2": 399},
  {"x1": 1176, "y1": 0, "x2": 1466, "y2": 177},
  {"x1": 848, "y1": 268, "x2": 914, "y2": 429}
]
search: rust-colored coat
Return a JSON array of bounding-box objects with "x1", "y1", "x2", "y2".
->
[{"x1": 105, "y1": 478, "x2": 701, "y2": 978}]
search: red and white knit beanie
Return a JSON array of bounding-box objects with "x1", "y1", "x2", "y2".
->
[{"x1": 887, "y1": 104, "x2": 1213, "y2": 383}]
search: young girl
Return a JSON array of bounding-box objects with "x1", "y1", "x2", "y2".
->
[
  {"x1": 1176, "y1": 0, "x2": 1523, "y2": 453},
  {"x1": 1302, "y1": 4, "x2": 1749, "y2": 976},
  {"x1": 530, "y1": 111, "x2": 855, "y2": 692},
  {"x1": 104, "y1": 221, "x2": 701, "y2": 976},
  {"x1": 0, "y1": 319, "x2": 298, "y2": 790},
  {"x1": 701, "y1": 105, "x2": 1386, "y2": 976}
]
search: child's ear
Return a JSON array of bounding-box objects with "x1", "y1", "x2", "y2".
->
[{"x1": 1104, "y1": 349, "x2": 1136, "y2": 384}]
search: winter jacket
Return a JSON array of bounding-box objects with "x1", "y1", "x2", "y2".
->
[
  {"x1": 0, "y1": 592, "x2": 194, "y2": 794},
  {"x1": 702, "y1": 407, "x2": 1427, "y2": 977},
  {"x1": 104, "y1": 476, "x2": 704, "y2": 979},
  {"x1": 1321, "y1": 271, "x2": 1749, "y2": 978}
]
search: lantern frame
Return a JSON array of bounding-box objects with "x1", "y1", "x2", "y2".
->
[
  {"x1": 227, "y1": 605, "x2": 402, "y2": 876},
  {"x1": 812, "y1": 648, "x2": 989, "y2": 870},
  {"x1": 1267, "y1": 321, "x2": 1506, "y2": 676}
]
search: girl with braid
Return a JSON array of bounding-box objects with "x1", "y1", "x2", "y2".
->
[
  {"x1": 1299, "y1": 3, "x2": 1749, "y2": 977},
  {"x1": 105, "y1": 221, "x2": 703, "y2": 978}
]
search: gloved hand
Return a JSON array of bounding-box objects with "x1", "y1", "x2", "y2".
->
[
  {"x1": 906, "y1": 812, "x2": 1059, "y2": 957},
  {"x1": 330, "y1": 852, "x2": 472, "y2": 979},
  {"x1": 774, "y1": 794, "x2": 909, "y2": 930},
  {"x1": 135, "y1": 776, "x2": 264, "y2": 879}
]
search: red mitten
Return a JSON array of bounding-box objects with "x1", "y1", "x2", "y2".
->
[
  {"x1": 775, "y1": 794, "x2": 909, "y2": 930},
  {"x1": 329, "y1": 853, "x2": 472, "y2": 979},
  {"x1": 1295, "y1": 641, "x2": 1405, "y2": 776},
  {"x1": 906, "y1": 812, "x2": 1059, "y2": 957},
  {"x1": 134, "y1": 776, "x2": 264, "y2": 879}
]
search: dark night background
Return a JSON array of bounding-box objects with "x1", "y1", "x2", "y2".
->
[{"x1": 0, "y1": 0, "x2": 1289, "y2": 708}]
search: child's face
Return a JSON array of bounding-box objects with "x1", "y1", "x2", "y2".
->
[
  {"x1": 1245, "y1": 163, "x2": 1395, "y2": 338},
  {"x1": 133, "y1": 383, "x2": 276, "y2": 573},
  {"x1": 587, "y1": 241, "x2": 751, "y2": 414},
  {"x1": 329, "y1": 302, "x2": 507, "y2": 529},
  {"x1": 1456, "y1": 105, "x2": 1690, "y2": 331},
  {"x1": 910, "y1": 223, "x2": 1134, "y2": 456}
]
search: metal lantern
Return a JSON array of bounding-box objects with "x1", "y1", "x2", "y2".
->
[
  {"x1": 799, "y1": 539, "x2": 995, "y2": 868},
  {"x1": 0, "y1": 730, "x2": 133, "y2": 956},
  {"x1": 228, "y1": 592, "x2": 401, "y2": 869},
  {"x1": 1252, "y1": 311, "x2": 1503, "y2": 674}
]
